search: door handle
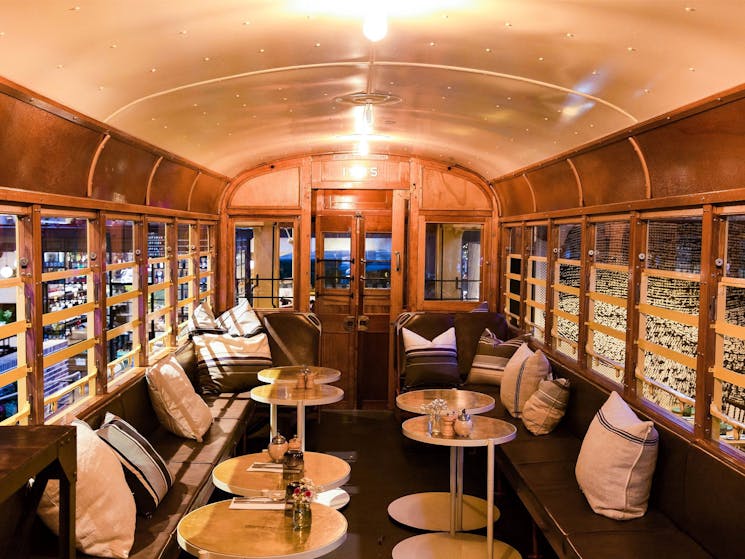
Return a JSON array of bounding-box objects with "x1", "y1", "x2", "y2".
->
[
  {"x1": 357, "y1": 315, "x2": 369, "y2": 331},
  {"x1": 344, "y1": 316, "x2": 355, "y2": 332},
  {"x1": 395, "y1": 251, "x2": 401, "y2": 272}
]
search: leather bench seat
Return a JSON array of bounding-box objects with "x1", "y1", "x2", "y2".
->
[{"x1": 28, "y1": 310, "x2": 322, "y2": 559}]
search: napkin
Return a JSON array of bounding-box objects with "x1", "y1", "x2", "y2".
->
[
  {"x1": 247, "y1": 462, "x2": 284, "y2": 472},
  {"x1": 229, "y1": 497, "x2": 288, "y2": 510}
]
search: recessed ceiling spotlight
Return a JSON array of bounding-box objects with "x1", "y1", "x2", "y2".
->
[
  {"x1": 685, "y1": 7, "x2": 696, "y2": 12},
  {"x1": 627, "y1": 46, "x2": 636, "y2": 52},
  {"x1": 565, "y1": 32, "x2": 575, "y2": 38}
]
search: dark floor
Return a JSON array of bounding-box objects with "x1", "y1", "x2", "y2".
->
[{"x1": 212, "y1": 408, "x2": 559, "y2": 559}]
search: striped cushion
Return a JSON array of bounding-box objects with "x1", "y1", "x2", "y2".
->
[
  {"x1": 466, "y1": 331, "x2": 526, "y2": 385},
  {"x1": 189, "y1": 301, "x2": 228, "y2": 336},
  {"x1": 575, "y1": 391, "x2": 659, "y2": 519},
  {"x1": 522, "y1": 378, "x2": 571, "y2": 435},
  {"x1": 97, "y1": 412, "x2": 173, "y2": 518},
  {"x1": 146, "y1": 355, "x2": 213, "y2": 441},
  {"x1": 499, "y1": 343, "x2": 551, "y2": 418},
  {"x1": 216, "y1": 298, "x2": 264, "y2": 337},
  {"x1": 402, "y1": 327, "x2": 461, "y2": 389},
  {"x1": 193, "y1": 332, "x2": 273, "y2": 394}
]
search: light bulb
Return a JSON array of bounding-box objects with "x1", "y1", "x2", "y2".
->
[
  {"x1": 356, "y1": 138, "x2": 370, "y2": 156},
  {"x1": 363, "y1": 11, "x2": 387, "y2": 42}
]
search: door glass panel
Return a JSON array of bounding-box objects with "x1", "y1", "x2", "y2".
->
[
  {"x1": 234, "y1": 222, "x2": 294, "y2": 308},
  {"x1": 321, "y1": 232, "x2": 352, "y2": 289},
  {"x1": 364, "y1": 233, "x2": 391, "y2": 289},
  {"x1": 424, "y1": 223, "x2": 482, "y2": 301}
]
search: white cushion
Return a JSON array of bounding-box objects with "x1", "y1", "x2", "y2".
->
[
  {"x1": 401, "y1": 327, "x2": 461, "y2": 389},
  {"x1": 522, "y1": 378, "x2": 570, "y2": 435},
  {"x1": 97, "y1": 412, "x2": 173, "y2": 517},
  {"x1": 190, "y1": 301, "x2": 218, "y2": 330},
  {"x1": 216, "y1": 298, "x2": 263, "y2": 337},
  {"x1": 146, "y1": 355, "x2": 213, "y2": 442},
  {"x1": 499, "y1": 343, "x2": 551, "y2": 418},
  {"x1": 575, "y1": 391, "x2": 659, "y2": 519},
  {"x1": 192, "y1": 332, "x2": 273, "y2": 393},
  {"x1": 38, "y1": 419, "x2": 136, "y2": 558}
]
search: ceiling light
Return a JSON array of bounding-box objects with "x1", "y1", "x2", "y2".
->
[
  {"x1": 363, "y1": 10, "x2": 387, "y2": 42},
  {"x1": 356, "y1": 138, "x2": 370, "y2": 156}
]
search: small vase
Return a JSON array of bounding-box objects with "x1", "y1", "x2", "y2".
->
[{"x1": 292, "y1": 501, "x2": 312, "y2": 530}]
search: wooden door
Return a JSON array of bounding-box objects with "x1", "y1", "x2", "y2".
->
[{"x1": 312, "y1": 190, "x2": 401, "y2": 408}]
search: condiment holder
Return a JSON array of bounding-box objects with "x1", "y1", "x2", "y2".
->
[
  {"x1": 267, "y1": 433, "x2": 289, "y2": 462},
  {"x1": 454, "y1": 409, "x2": 474, "y2": 437},
  {"x1": 440, "y1": 411, "x2": 457, "y2": 437}
]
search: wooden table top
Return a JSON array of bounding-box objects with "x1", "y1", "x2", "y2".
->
[
  {"x1": 396, "y1": 388, "x2": 496, "y2": 415},
  {"x1": 177, "y1": 500, "x2": 347, "y2": 559},
  {"x1": 212, "y1": 451, "x2": 351, "y2": 495},
  {"x1": 402, "y1": 415, "x2": 517, "y2": 448},
  {"x1": 250, "y1": 384, "x2": 344, "y2": 407},
  {"x1": 258, "y1": 366, "x2": 341, "y2": 385}
]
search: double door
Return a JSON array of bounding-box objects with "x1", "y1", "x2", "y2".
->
[{"x1": 313, "y1": 191, "x2": 405, "y2": 408}]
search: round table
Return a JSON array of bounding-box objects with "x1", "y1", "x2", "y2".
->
[
  {"x1": 396, "y1": 388, "x2": 495, "y2": 415},
  {"x1": 212, "y1": 451, "x2": 351, "y2": 506},
  {"x1": 258, "y1": 365, "x2": 341, "y2": 385},
  {"x1": 250, "y1": 384, "x2": 344, "y2": 452},
  {"x1": 390, "y1": 388, "x2": 497, "y2": 531},
  {"x1": 177, "y1": 500, "x2": 347, "y2": 559},
  {"x1": 391, "y1": 415, "x2": 517, "y2": 559}
]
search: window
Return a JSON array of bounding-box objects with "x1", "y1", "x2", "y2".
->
[
  {"x1": 235, "y1": 222, "x2": 294, "y2": 308},
  {"x1": 105, "y1": 219, "x2": 140, "y2": 384},
  {"x1": 524, "y1": 225, "x2": 548, "y2": 339},
  {"x1": 586, "y1": 221, "x2": 630, "y2": 383},
  {"x1": 503, "y1": 226, "x2": 523, "y2": 328},
  {"x1": 198, "y1": 223, "x2": 215, "y2": 306},
  {"x1": 712, "y1": 214, "x2": 745, "y2": 453},
  {"x1": 552, "y1": 223, "x2": 582, "y2": 358},
  {"x1": 176, "y1": 223, "x2": 196, "y2": 342},
  {"x1": 424, "y1": 223, "x2": 482, "y2": 301},
  {"x1": 0, "y1": 214, "x2": 28, "y2": 425},
  {"x1": 40, "y1": 215, "x2": 96, "y2": 419},
  {"x1": 636, "y1": 218, "x2": 701, "y2": 419},
  {"x1": 147, "y1": 221, "x2": 173, "y2": 361},
  {"x1": 363, "y1": 232, "x2": 392, "y2": 289}
]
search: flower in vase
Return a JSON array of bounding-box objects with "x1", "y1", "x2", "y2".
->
[{"x1": 291, "y1": 478, "x2": 316, "y2": 503}]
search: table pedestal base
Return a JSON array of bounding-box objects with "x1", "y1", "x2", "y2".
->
[
  {"x1": 392, "y1": 533, "x2": 522, "y2": 559},
  {"x1": 387, "y1": 492, "x2": 500, "y2": 531}
]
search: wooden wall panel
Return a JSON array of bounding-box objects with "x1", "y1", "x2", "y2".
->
[
  {"x1": 91, "y1": 138, "x2": 156, "y2": 205},
  {"x1": 0, "y1": 94, "x2": 100, "y2": 197},
  {"x1": 190, "y1": 173, "x2": 227, "y2": 214},
  {"x1": 526, "y1": 161, "x2": 580, "y2": 212},
  {"x1": 493, "y1": 176, "x2": 534, "y2": 216},
  {"x1": 420, "y1": 167, "x2": 491, "y2": 210},
  {"x1": 230, "y1": 167, "x2": 301, "y2": 208},
  {"x1": 149, "y1": 159, "x2": 199, "y2": 211},
  {"x1": 636, "y1": 98, "x2": 745, "y2": 199},
  {"x1": 572, "y1": 139, "x2": 647, "y2": 207}
]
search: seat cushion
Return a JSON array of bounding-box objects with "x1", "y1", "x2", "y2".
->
[
  {"x1": 500, "y1": 344, "x2": 551, "y2": 418},
  {"x1": 401, "y1": 327, "x2": 461, "y2": 389},
  {"x1": 466, "y1": 332, "x2": 526, "y2": 385},
  {"x1": 38, "y1": 420, "x2": 136, "y2": 559},
  {"x1": 193, "y1": 332, "x2": 273, "y2": 394},
  {"x1": 522, "y1": 378, "x2": 571, "y2": 435},
  {"x1": 216, "y1": 299, "x2": 264, "y2": 337},
  {"x1": 575, "y1": 391, "x2": 659, "y2": 520},
  {"x1": 146, "y1": 355, "x2": 213, "y2": 442},
  {"x1": 97, "y1": 412, "x2": 173, "y2": 517}
]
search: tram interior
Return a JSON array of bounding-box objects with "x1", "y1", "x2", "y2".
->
[{"x1": 0, "y1": 2, "x2": 744, "y2": 559}]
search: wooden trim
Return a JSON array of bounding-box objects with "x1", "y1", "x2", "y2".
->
[
  {"x1": 145, "y1": 157, "x2": 163, "y2": 206},
  {"x1": 27, "y1": 206, "x2": 43, "y2": 424},
  {"x1": 87, "y1": 135, "x2": 111, "y2": 198},
  {"x1": 587, "y1": 290, "x2": 626, "y2": 308},
  {"x1": 586, "y1": 320, "x2": 626, "y2": 341},
  {"x1": 714, "y1": 320, "x2": 745, "y2": 339},
  {"x1": 42, "y1": 267, "x2": 92, "y2": 282},
  {"x1": 523, "y1": 174, "x2": 537, "y2": 213},
  {"x1": 566, "y1": 158, "x2": 584, "y2": 208},
  {"x1": 42, "y1": 338, "x2": 97, "y2": 369},
  {"x1": 106, "y1": 321, "x2": 141, "y2": 341},
  {"x1": 711, "y1": 365, "x2": 745, "y2": 388},
  {"x1": 642, "y1": 268, "x2": 700, "y2": 282},
  {"x1": 637, "y1": 302, "x2": 699, "y2": 327},
  {"x1": 628, "y1": 136, "x2": 651, "y2": 199},
  {"x1": 186, "y1": 171, "x2": 202, "y2": 212},
  {"x1": 637, "y1": 338, "x2": 698, "y2": 369}
]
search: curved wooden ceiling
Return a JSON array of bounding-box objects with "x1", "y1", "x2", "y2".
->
[{"x1": 1, "y1": 1, "x2": 744, "y2": 181}]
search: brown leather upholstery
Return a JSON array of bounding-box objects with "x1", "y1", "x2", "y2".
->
[{"x1": 258, "y1": 311, "x2": 321, "y2": 366}]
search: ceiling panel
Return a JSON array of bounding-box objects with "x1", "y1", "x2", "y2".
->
[{"x1": 0, "y1": 0, "x2": 743, "y2": 181}]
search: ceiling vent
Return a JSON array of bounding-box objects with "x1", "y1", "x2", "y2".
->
[{"x1": 335, "y1": 92, "x2": 402, "y2": 106}]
